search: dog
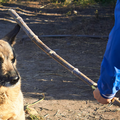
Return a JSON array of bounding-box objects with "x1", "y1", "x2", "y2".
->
[{"x1": 0, "y1": 24, "x2": 25, "y2": 120}]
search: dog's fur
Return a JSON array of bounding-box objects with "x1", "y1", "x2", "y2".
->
[{"x1": 0, "y1": 24, "x2": 25, "y2": 120}]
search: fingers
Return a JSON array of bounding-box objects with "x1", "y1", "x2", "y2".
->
[{"x1": 93, "y1": 88, "x2": 112, "y2": 104}]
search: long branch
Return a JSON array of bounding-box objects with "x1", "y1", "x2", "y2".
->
[{"x1": 8, "y1": 9, "x2": 97, "y2": 87}]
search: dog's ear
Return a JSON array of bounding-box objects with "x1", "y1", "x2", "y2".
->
[{"x1": 2, "y1": 24, "x2": 20, "y2": 46}]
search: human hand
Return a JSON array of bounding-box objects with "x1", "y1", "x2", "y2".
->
[{"x1": 93, "y1": 88, "x2": 112, "y2": 104}]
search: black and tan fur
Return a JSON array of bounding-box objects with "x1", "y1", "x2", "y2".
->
[{"x1": 0, "y1": 24, "x2": 25, "y2": 120}]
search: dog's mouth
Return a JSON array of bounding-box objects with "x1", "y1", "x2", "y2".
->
[{"x1": 0, "y1": 75, "x2": 20, "y2": 87}]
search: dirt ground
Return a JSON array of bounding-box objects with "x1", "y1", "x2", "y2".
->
[{"x1": 0, "y1": 2, "x2": 120, "y2": 120}]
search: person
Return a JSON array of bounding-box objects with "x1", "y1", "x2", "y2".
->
[{"x1": 93, "y1": 0, "x2": 120, "y2": 104}]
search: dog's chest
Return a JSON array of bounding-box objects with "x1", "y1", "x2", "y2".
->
[{"x1": 0, "y1": 88, "x2": 23, "y2": 120}]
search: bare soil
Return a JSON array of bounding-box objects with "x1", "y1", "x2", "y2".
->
[{"x1": 0, "y1": 2, "x2": 120, "y2": 120}]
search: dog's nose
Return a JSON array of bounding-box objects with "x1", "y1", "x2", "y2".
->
[{"x1": 10, "y1": 76, "x2": 19, "y2": 85}]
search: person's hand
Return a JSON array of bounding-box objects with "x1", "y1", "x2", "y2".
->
[{"x1": 93, "y1": 88, "x2": 112, "y2": 104}]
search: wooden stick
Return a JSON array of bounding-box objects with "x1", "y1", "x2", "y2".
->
[{"x1": 8, "y1": 9, "x2": 97, "y2": 87}]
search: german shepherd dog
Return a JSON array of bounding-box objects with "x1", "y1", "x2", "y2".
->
[{"x1": 0, "y1": 24, "x2": 25, "y2": 120}]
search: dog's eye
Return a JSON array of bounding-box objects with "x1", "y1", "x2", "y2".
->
[
  {"x1": 0, "y1": 57, "x2": 3, "y2": 63},
  {"x1": 11, "y1": 57, "x2": 15, "y2": 63},
  {"x1": 12, "y1": 49, "x2": 16, "y2": 63}
]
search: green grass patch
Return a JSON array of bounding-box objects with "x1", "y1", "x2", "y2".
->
[
  {"x1": 95, "y1": 0, "x2": 117, "y2": 5},
  {"x1": 73, "y1": 0, "x2": 96, "y2": 6}
]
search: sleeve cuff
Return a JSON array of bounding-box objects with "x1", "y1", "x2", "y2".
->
[{"x1": 100, "y1": 93, "x2": 116, "y2": 99}]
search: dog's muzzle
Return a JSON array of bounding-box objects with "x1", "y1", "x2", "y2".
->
[{"x1": 0, "y1": 73, "x2": 20, "y2": 87}]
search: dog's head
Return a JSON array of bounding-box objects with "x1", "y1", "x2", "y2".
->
[{"x1": 0, "y1": 24, "x2": 20, "y2": 87}]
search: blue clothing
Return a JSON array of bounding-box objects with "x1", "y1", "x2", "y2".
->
[{"x1": 98, "y1": 0, "x2": 120, "y2": 99}]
